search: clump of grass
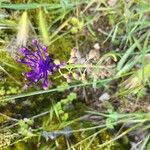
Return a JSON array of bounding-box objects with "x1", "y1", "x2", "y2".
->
[{"x1": 1, "y1": 0, "x2": 150, "y2": 150}]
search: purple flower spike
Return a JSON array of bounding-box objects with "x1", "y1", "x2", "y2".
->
[{"x1": 17, "y1": 39, "x2": 61, "y2": 89}]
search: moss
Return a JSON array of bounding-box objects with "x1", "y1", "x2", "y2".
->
[
  {"x1": 0, "y1": 86, "x2": 21, "y2": 96},
  {"x1": 55, "y1": 136, "x2": 68, "y2": 150},
  {"x1": 71, "y1": 128, "x2": 128, "y2": 150},
  {"x1": 0, "y1": 130, "x2": 13, "y2": 149},
  {"x1": 98, "y1": 130, "x2": 127, "y2": 150},
  {"x1": 13, "y1": 142, "x2": 29, "y2": 150},
  {"x1": 50, "y1": 36, "x2": 74, "y2": 60},
  {"x1": 0, "y1": 115, "x2": 7, "y2": 124}
]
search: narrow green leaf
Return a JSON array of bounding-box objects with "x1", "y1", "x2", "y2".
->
[
  {"x1": 117, "y1": 33, "x2": 147, "y2": 71},
  {"x1": 0, "y1": 3, "x2": 51, "y2": 10}
]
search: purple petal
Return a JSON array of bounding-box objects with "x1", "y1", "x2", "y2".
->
[
  {"x1": 42, "y1": 45, "x2": 47, "y2": 52},
  {"x1": 42, "y1": 76, "x2": 49, "y2": 90},
  {"x1": 32, "y1": 39, "x2": 38, "y2": 45},
  {"x1": 17, "y1": 39, "x2": 62, "y2": 89}
]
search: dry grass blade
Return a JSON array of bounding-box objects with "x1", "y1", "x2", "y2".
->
[
  {"x1": 38, "y1": 9, "x2": 49, "y2": 45},
  {"x1": 16, "y1": 11, "x2": 29, "y2": 47}
]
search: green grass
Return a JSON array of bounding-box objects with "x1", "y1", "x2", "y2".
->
[{"x1": 0, "y1": 0, "x2": 150, "y2": 149}]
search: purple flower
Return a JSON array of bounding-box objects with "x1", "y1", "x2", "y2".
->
[{"x1": 17, "y1": 39, "x2": 61, "y2": 89}]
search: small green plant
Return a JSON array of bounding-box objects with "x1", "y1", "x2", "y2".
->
[
  {"x1": 53, "y1": 92, "x2": 77, "y2": 121},
  {"x1": 69, "y1": 17, "x2": 84, "y2": 34},
  {"x1": 18, "y1": 118, "x2": 34, "y2": 137}
]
